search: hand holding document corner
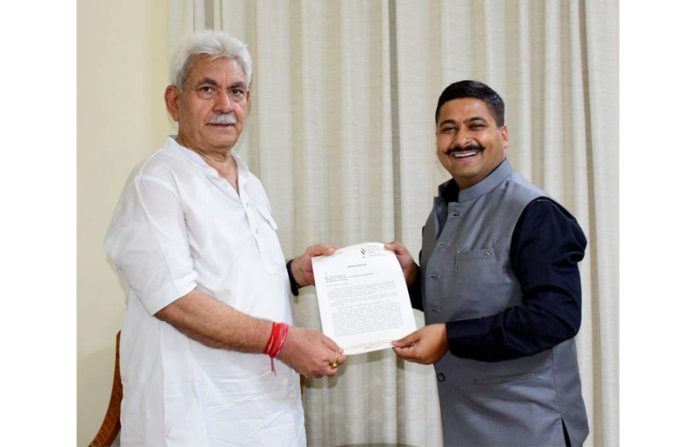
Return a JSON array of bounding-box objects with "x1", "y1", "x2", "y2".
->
[{"x1": 311, "y1": 242, "x2": 417, "y2": 355}]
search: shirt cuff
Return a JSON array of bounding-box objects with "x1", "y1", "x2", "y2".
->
[
  {"x1": 286, "y1": 259, "x2": 300, "y2": 296},
  {"x1": 140, "y1": 273, "x2": 197, "y2": 316}
]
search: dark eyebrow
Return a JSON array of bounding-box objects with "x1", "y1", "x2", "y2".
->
[
  {"x1": 465, "y1": 116, "x2": 489, "y2": 124},
  {"x1": 438, "y1": 119, "x2": 458, "y2": 128},
  {"x1": 438, "y1": 116, "x2": 490, "y2": 128}
]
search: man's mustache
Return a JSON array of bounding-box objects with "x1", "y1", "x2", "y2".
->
[
  {"x1": 446, "y1": 143, "x2": 485, "y2": 155},
  {"x1": 208, "y1": 114, "x2": 237, "y2": 125}
]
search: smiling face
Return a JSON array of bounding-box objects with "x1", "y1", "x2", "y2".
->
[
  {"x1": 165, "y1": 54, "x2": 250, "y2": 157},
  {"x1": 436, "y1": 97, "x2": 509, "y2": 190}
]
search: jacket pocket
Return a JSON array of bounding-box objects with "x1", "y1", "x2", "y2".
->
[{"x1": 455, "y1": 247, "x2": 496, "y2": 268}]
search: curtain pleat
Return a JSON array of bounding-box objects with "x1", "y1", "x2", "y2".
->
[{"x1": 169, "y1": 1, "x2": 619, "y2": 445}]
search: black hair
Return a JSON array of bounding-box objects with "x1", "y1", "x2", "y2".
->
[{"x1": 435, "y1": 80, "x2": 505, "y2": 127}]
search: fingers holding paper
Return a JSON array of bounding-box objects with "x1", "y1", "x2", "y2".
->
[
  {"x1": 384, "y1": 240, "x2": 418, "y2": 287},
  {"x1": 278, "y1": 326, "x2": 347, "y2": 378},
  {"x1": 291, "y1": 244, "x2": 338, "y2": 287},
  {"x1": 392, "y1": 324, "x2": 448, "y2": 365}
]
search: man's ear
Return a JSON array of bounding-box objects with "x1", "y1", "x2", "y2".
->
[
  {"x1": 164, "y1": 85, "x2": 181, "y2": 122},
  {"x1": 501, "y1": 124, "x2": 509, "y2": 152}
]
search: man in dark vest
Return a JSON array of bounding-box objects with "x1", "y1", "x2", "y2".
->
[{"x1": 387, "y1": 80, "x2": 589, "y2": 446}]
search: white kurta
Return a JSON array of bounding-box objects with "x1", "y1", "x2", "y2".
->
[{"x1": 104, "y1": 137, "x2": 305, "y2": 447}]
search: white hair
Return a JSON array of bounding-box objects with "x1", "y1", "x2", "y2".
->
[{"x1": 170, "y1": 30, "x2": 253, "y2": 90}]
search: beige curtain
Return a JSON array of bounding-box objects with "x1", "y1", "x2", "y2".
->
[{"x1": 168, "y1": 1, "x2": 619, "y2": 446}]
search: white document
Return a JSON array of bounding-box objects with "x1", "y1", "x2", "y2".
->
[{"x1": 311, "y1": 242, "x2": 417, "y2": 355}]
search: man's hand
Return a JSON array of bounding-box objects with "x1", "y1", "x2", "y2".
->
[
  {"x1": 384, "y1": 240, "x2": 418, "y2": 287},
  {"x1": 290, "y1": 244, "x2": 337, "y2": 288},
  {"x1": 278, "y1": 326, "x2": 347, "y2": 378},
  {"x1": 392, "y1": 324, "x2": 448, "y2": 364}
]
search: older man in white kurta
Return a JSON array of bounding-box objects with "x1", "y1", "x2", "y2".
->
[
  {"x1": 106, "y1": 137, "x2": 306, "y2": 444},
  {"x1": 104, "y1": 31, "x2": 345, "y2": 447}
]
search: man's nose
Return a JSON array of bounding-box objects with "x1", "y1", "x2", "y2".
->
[
  {"x1": 453, "y1": 128, "x2": 472, "y2": 147},
  {"x1": 213, "y1": 90, "x2": 234, "y2": 113}
]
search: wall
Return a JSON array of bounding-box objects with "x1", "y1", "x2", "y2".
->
[{"x1": 76, "y1": 0, "x2": 173, "y2": 444}]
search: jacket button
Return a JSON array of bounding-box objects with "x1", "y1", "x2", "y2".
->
[{"x1": 437, "y1": 373, "x2": 445, "y2": 382}]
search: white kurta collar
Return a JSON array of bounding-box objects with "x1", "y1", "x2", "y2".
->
[{"x1": 165, "y1": 136, "x2": 250, "y2": 190}]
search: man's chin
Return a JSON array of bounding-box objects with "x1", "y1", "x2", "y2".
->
[{"x1": 206, "y1": 132, "x2": 241, "y2": 149}]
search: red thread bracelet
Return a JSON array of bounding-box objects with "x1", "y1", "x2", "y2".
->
[{"x1": 263, "y1": 322, "x2": 289, "y2": 375}]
